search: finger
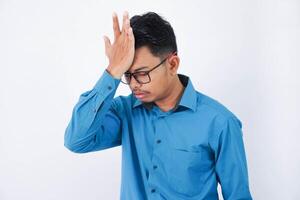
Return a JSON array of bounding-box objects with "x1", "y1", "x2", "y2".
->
[
  {"x1": 123, "y1": 18, "x2": 132, "y2": 38},
  {"x1": 112, "y1": 12, "x2": 120, "y2": 40},
  {"x1": 123, "y1": 19, "x2": 129, "y2": 35},
  {"x1": 128, "y1": 27, "x2": 134, "y2": 41},
  {"x1": 124, "y1": 27, "x2": 134, "y2": 47},
  {"x1": 123, "y1": 23, "x2": 131, "y2": 43},
  {"x1": 103, "y1": 35, "x2": 111, "y2": 52},
  {"x1": 121, "y1": 11, "x2": 129, "y2": 33},
  {"x1": 125, "y1": 26, "x2": 132, "y2": 39}
]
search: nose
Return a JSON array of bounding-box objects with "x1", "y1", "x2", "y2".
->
[{"x1": 129, "y1": 76, "x2": 142, "y2": 90}]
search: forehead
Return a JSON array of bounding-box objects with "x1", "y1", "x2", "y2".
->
[{"x1": 129, "y1": 46, "x2": 161, "y2": 72}]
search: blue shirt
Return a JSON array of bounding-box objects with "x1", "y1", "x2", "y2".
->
[{"x1": 64, "y1": 70, "x2": 252, "y2": 200}]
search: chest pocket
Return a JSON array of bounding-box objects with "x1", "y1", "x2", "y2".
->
[{"x1": 165, "y1": 142, "x2": 214, "y2": 196}]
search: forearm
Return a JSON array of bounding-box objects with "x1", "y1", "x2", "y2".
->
[{"x1": 64, "y1": 70, "x2": 121, "y2": 153}]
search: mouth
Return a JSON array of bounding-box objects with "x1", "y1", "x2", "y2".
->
[{"x1": 134, "y1": 92, "x2": 148, "y2": 99}]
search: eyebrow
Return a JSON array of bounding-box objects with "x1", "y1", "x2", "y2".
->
[{"x1": 127, "y1": 66, "x2": 149, "y2": 73}]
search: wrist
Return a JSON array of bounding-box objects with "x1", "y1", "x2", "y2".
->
[{"x1": 106, "y1": 67, "x2": 123, "y2": 79}]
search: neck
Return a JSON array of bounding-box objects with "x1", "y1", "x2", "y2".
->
[{"x1": 154, "y1": 75, "x2": 185, "y2": 112}]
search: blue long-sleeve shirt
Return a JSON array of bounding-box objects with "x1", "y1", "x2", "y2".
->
[{"x1": 64, "y1": 69, "x2": 252, "y2": 200}]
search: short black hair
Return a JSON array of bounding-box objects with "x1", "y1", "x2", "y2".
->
[{"x1": 130, "y1": 12, "x2": 177, "y2": 59}]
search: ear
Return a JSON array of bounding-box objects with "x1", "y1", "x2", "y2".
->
[{"x1": 167, "y1": 55, "x2": 180, "y2": 76}]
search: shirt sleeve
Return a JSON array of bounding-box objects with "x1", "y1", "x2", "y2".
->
[
  {"x1": 64, "y1": 69, "x2": 123, "y2": 153},
  {"x1": 213, "y1": 117, "x2": 252, "y2": 200}
]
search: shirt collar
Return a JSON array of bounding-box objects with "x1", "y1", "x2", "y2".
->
[{"x1": 132, "y1": 74, "x2": 197, "y2": 112}]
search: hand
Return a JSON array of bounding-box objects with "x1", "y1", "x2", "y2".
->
[{"x1": 104, "y1": 11, "x2": 135, "y2": 79}]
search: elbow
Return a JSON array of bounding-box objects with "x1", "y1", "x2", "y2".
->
[
  {"x1": 64, "y1": 141, "x2": 85, "y2": 154},
  {"x1": 64, "y1": 128, "x2": 88, "y2": 154}
]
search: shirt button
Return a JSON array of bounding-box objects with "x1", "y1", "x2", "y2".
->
[
  {"x1": 151, "y1": 189, "x2": 156, "y2": 193},
  {"x1": 108, "y1": 86, "x2": 112, "y2": 90},
  {"x1": 156, "y1": 139, "x2": 161, "y2": 144},
  {"x1": 153, "y1": 165, "x2": 158, "y2": 170}
]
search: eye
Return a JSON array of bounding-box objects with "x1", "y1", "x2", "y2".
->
[{"x1": 136, "y1": 72, "x2": 148, "y2": 76}]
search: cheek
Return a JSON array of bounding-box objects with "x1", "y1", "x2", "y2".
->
[
  {"x1": 146, "y1": 78, "x2": 167, "y2": 94},
  {"x1": 141, "y1": 73, "x2": 168, "y2": 94}
]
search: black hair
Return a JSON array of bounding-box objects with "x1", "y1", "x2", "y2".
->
[{"x1": 130, "y1": 12, "x2": 177, "y2": 59}]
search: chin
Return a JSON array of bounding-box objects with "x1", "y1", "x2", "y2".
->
[
  {"x1": 139, "y1": 98, "x2": 151, "y2": 103},
  {"x1": 138, "y1": 96, "x2": 155, "y2": 103}
]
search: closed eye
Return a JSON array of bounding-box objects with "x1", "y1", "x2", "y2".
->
[{"x1": 134, "y1": 71, "x2": 148, "y2": 76}]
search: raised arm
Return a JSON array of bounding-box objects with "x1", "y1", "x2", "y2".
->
[{"x1": 64, "y1": 11, "x2": 135, "y2": 153}]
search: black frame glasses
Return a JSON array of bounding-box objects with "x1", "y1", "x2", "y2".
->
[{"x1": 121, "y1": 51, "x2": 177, "y2": 85}]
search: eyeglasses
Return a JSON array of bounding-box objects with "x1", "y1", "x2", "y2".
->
[{"x1": 121, "y1": 51, "x2": 177, "y2": 85}]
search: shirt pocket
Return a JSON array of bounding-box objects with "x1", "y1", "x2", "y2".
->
[{"x1": 166, "y1": 143, "x2": 213, "y2": 196}]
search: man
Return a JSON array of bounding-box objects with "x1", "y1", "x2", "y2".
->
[{"x1": 64, "y1": 11, "x2": 252, "y2": 200}]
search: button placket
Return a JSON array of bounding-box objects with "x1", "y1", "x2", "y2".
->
[{"x1": 148, "y1": 115, "x2": 162, "y2": 196}]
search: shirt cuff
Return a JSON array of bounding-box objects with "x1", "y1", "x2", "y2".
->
[{"x1": 93, "y1": 69, "x2": 121, "y2": 97}]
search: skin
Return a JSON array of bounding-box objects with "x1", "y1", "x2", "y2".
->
[{"x1": 104, "y1": 11, "x2": 184, "y2": 112}]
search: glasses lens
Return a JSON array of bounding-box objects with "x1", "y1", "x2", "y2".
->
[
  {"x1": 121, "y1": 72, "x2": 151, "y2": 84},
  {"x1": 134, "y1": 72, "x2": 150, "y2": 84},
  {"x1": 121, "y1": 73, "x2": 131, "y2": 84}
]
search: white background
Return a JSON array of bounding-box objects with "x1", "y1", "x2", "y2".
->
[{"x1": 1, "y1": 0, "x2": 300, "y2": 199}]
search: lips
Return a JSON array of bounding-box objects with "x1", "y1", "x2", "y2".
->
[
  {"x1": 134, "y1": 91, "x2": 148, "y2": 99},
  {"x1": 134, "y1": 92, "x2": 145, "y2": 95},
  {"x1": 133, "y1": 90, "x2": 147, "y2": 95}
]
